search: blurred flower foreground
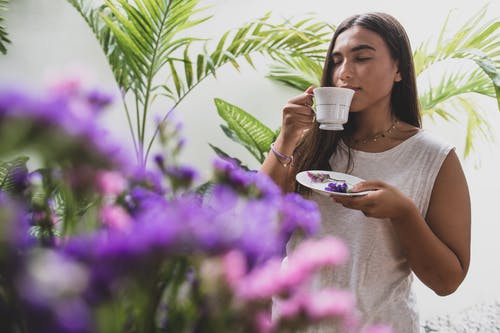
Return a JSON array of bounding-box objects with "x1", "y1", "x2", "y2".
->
[{"x1": 0, "y1": 80, "x2": 390, "y2": 333}]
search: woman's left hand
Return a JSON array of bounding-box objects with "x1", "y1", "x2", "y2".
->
[{"x1": 331, "y1": 181, "x2": 415, "y2": 220}]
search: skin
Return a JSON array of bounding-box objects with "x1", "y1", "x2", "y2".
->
[{"x1": 260, "y1": 26, "x2": 471, "y2": 296}]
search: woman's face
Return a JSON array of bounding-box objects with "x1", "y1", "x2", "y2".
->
[{"x1": 331, "y1": 26, "x2": 401, "y2": 113}]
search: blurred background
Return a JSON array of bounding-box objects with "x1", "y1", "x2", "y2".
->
[{"x1": 1, "y1": 0, "x2": 499, "y2": 323}]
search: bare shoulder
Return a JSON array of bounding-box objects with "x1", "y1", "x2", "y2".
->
[{"x1": 426, "y1": 148, "x2": 470, "y2": 231}]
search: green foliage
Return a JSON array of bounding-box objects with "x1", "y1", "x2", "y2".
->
[
  {"x1": 66, "y1": 0, "x2": 332, "y2": 165},
  {"x1": 213, "y1": 98, "x2": 276, "y2": 163},
  {"x1": 267, "y1": 55, "x2": 323, "y2": 91},
  {"x1": 0, "y1": 156, "x2": 28, "y2": 195},
  {"x1": 413, "y1": 6, "x2": 499, "y2": 157},
  {"x1": 0, "y1": 0, "x2": 10, "y2": 55}
]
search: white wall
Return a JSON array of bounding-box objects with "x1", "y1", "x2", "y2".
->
[{"x1": 1, "y1": 0, "x2": 499, "y2": 321}]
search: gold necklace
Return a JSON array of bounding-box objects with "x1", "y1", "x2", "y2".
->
[{"x1": 349, "y1": 120, "x2": 400, "y2": 145}]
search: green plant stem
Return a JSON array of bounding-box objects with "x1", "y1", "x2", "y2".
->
[
  {"x1": 140, "y1": 3, "x2": 173, "y2": 166},
  {"x1": 121, "y1": 96, "x2": 140, "y2": 163},
  {"x1": 143, "y1": 70, "x2": 213, "y2": 163},
  {"x1": 135, "y1": 93, "x2": 142, "y2": 163}
]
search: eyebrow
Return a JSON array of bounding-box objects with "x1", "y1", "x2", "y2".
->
[{"x1": 332, "y1": 44, "x2": 376, "y2": 57}]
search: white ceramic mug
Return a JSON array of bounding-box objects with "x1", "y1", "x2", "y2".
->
[{"x1": 313, "y1": 87, "x2": 355, "y2": 130}]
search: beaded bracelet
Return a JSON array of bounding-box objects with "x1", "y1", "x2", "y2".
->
[{"x1": 270, "y1": 142, "x2": 293, "y2": 167}]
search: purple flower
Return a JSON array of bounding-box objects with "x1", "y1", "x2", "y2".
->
[
  {"x1": 0, "y1": 86, "x2": 132, "y2": 173},
  {"x1": 280, "y1": 193, "x2": 321, "y2": 238},
  {"x1": 130, "y1": 167, "x2": 166, "y2": 195},
  {"x1": 212, "y1": 158, "x2": 282, "y2": 200},
  {"x1": 85, "y1": 89, "x2": 113, "y2": 113},
  {"x1": 165, "y1": 164, "x2": 199, "y2": 190},
  {"x1": 0, "y1": 193, "x2": 33, "y2": 250}
]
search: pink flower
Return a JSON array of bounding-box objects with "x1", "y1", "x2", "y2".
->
[
  {"x1": 360, "y1": 325, "x2": 394, "y2": 333},
  {"x1": 254, "y1": 311, "x2": 275, "y2": 333},
  {"x1": 280, "y1": 236, "x2": 348, "y2": 288},
  {"x1": 290, "y1": 236, "x2": 348, "y2": 269},
  {"x1": 236, "y1": 258, "x2": 283, "y2": 300},
  {"x1": 96, "y1": 170, "x2": 127, "y2": 196},
  {"x1": 99, "y1": 205, "x2": 132, "y2": 232},
  {"x1": 222, "y1": 250, "x2": 247, "y2": 288},
  {"x1": 303, "y1": 288, "x2": 355, "y2": 320},
  {"x1": 275, "y1": 291, "x2": 307, "y2": 319}
]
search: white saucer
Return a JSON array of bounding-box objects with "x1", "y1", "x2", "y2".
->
[{"x1": 296, "y1": 170, "x2": 372, "y2": 197}]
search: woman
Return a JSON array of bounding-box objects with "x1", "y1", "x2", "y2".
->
[{"x1": 261, "y1": 12, "x2": 471, "y2": 332}]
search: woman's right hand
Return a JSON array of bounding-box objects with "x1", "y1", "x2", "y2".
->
[{"x1": 276, "y1": 86, "x2": 316, "y2": 151}]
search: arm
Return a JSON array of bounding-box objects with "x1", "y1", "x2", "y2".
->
[
  {"x1": 260, "y1": 87, "x2": 316, "y2": 192},
  {"x1": 400, "y1": 149, "x2": 471, "y2": 295},
  {"x1": 332, "y1": 149, "x2": 471, "y2": 295}
]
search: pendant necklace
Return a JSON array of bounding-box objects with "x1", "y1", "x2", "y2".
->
[{"x1": 349, "y1": 120, "x2": 400, "y2": 145}]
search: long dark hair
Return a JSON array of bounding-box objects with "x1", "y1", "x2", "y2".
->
[{"x1": 294, "y1": 12, "x2": 421, "y2": 193}]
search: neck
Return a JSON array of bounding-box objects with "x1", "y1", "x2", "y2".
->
[{"x1": 350, "y1": 111, "x2": 395, "y2": 140}]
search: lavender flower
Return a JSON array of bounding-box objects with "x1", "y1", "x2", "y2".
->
[
  {"x1": 0, "y1": 87, "x2": 132, "y2": 172},
  {"x1": 306, "y1": 171, "x2": 331, "y2": 183},
  {"x1": 325, "y1": 182, "x2": 349, "y2": 193},
  {"x1": 164, "y1": 164, "x2": 199, "y2": 191},
  {"x1": 213, "y1": 158, "x2": 281, "y2": 199},
  {"x1": 85, "y1": 89, "x2": 113, "y2": 112},
  {"x1": 280, "y1": 193, "x2": 321, "y2": 239}
]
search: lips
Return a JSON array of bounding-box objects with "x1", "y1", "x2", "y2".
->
[{"x1": 341, "y1": 86, "x2": 360, "y2": 91}]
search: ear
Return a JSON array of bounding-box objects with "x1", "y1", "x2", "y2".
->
[
  {"x1": 394, "y1": 69, "x2": 402, "y2": 82},
  {"x1": 393, "y1": 61, "x2": 402, "y2": 82}
]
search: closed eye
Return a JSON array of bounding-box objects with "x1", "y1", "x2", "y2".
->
[{"x1": 355, "y1": 57, "x2": 372, "y2": 62}]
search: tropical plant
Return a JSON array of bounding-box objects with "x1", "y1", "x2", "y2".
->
[
  {"x1": 65, "y1": 0, "x2": 333, "y2": 166},
  {"x1": 0, "y1": 0, "x2": 10, "y2": 54},
  {"x1": 213, "y1": 6, "x2": 499, "y2": 164}
]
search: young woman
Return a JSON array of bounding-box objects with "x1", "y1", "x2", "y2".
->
[{"x1": 261, "y1": 12, "x2": 471, "y2": 332}]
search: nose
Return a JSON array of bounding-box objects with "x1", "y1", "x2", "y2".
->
[{"x1": 337, "y1": 60, "x2": 353, "y2": 81}]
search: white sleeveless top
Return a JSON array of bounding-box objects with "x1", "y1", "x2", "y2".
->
[{"x1": 288, "y1": 130, "x2": 453, "y2": 332}]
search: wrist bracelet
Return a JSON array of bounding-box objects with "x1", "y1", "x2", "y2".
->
[{"x1": 270, "y1": 142, "x2": 293, "y2": 167}]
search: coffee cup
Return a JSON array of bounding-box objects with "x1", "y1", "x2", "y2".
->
[{"x1": 313, "y1": 87, "x2": 355, "y2": 130}]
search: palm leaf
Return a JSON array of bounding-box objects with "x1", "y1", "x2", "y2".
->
[
  {"x1": 419, "y1": 67, "x2": 495, "y2": 111},
  {"x1": 214, "y1": 98, "x2": 276, "y2": 163},
  {"x1": 267, "y1": 55, "x2": 322, "y2": 91},
  {"x1": 67, "y1": 0, "x2": 212, "y2": 162},
  {"x1": 66, "y1": 0, "x2": 132, "y2": 91},
  {"x1": 0, "y1": 0, "x2": 11, "y2": 55},
  {"x1": 459, "y1": 97, "x2": 493, "y2": 157},
  {"x1": 67, "y1": 1, "x2": 331, "y2": 163},
  {"x1": 100, "y1": 0, "x2": 211, "y2": 103},
  {"x1": 159, "y1": 14, "x2": 331, "y2": 102},
  {"x1": 413, "y1": 5, "x2": 499, "y2": 110},
  {"x1": 149, "y1": 15, "x2": 331, "y2": 159}
]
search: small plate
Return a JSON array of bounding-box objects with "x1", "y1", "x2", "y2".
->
[{"x1": 296, "y1": 170, "x2": 372, "y2": 197}]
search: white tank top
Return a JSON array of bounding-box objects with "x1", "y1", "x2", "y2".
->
[{"x1": 288, "y1": 130, "x2": 453, "y2": 332}]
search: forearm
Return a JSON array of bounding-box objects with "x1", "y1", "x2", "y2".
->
[{"x1": 391, "y1": 204, "x2": 467, "y2": 296}]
